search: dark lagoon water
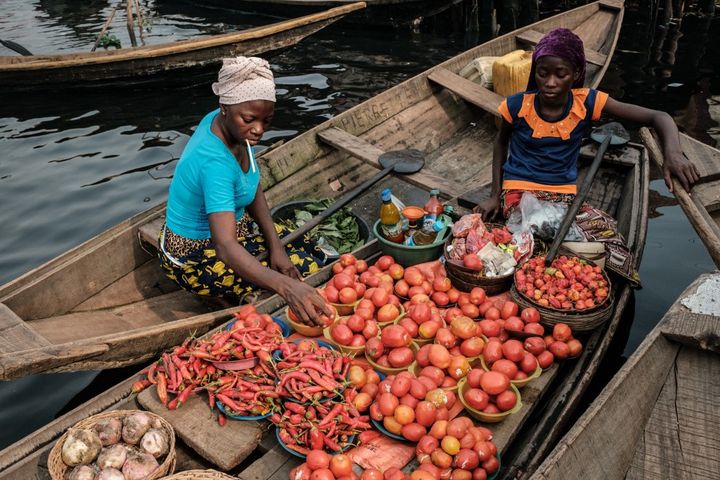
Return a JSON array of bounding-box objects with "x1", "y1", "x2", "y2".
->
[{"x1": 0, "y1": 0, "x2": 717, "y2": 452}]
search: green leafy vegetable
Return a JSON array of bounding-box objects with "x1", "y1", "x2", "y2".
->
[{"x1": 279, "y1": 199, "x2": 364, "y2": 254}]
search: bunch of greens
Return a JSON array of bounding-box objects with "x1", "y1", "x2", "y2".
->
[{"x1": 279, "y1": 199, "x2": 364, "y2": 255}]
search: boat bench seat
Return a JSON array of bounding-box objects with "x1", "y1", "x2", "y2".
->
[
  {"x1": 427, "y1": 68, "x2": 503, "y2": 114},
  {"x1": 516, "y1": 29, "x2": 607, "y2": 66},
  {"x1": 0, "y1": 303, "x2": 52, "y2": 353},
  {"x1": 138, "y1": 217, "x2": 164, "y2": 250},
  {"x1": 317, "y1": 127, "x2": 464, "y2": 198}
]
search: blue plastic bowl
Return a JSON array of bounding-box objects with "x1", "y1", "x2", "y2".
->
[
  {"x1": 488, "y1": 454, "x2": 502, "y2": 480},
  {"x1": 275, "y1": 427, "x2": 356, "y2": 459},
  {"x1": 371, "y1": 418, "x2": 408, "y2": 442},
  {"x1": 216, "y1": 399, "x2": 271, "y2": 421},
  {"x1": 225, "y1": 315, "x2": 291, "y2": 337}
]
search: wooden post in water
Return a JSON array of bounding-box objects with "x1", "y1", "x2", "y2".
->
[
  {"x1": 126, "y1": 0, "x2": 137, "y2": 48},
  {"x1": 91, "y1": 7, "x2": 118, "y2": 52},
  {"x1": 133, "y1": 0, "x2": 146, "y2": 46},
  {"x1": 465, "y1": 0, "x2": 479, "y2": 42}
]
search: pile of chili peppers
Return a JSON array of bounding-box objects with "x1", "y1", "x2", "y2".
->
[{"x1": 275, "y1": 340, "x2": 350, "y2": 403}]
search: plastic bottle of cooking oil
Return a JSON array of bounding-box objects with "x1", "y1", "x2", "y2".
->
[{"x1": 379, "y1": 188, "x2": 404, "y2": 243}]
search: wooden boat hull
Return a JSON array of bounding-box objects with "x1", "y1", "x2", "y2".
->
[
  {"x1": 532, "y1": 273, "x2": 720, "y2": 479},
  {"x1": 0, "y1": 3, "x2": 639, "y2": 478},
  {"x1": 175, "y1": 0, "x2": 460, "y2": 28},
  {"x1": 0, "y1": 3, "x2": 365, "y2": 88},
  {"x1": 642, "y1": 128, "x2": 720, "y2": 269}
]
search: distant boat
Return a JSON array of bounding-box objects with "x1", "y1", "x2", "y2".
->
[
  {"x1": 0, "y1": 2, "x2": 365, "y2": 88},
  {"x1": 174, "y1": 0, "x2": 462, "y2": 27},
  {"x1": 642, "y1": 128, "x2": 720, "y2": 269},
  {"x1": 532, "y1": 272, "x2": 720, "y2": 480}
]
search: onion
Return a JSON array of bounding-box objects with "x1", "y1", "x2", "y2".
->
[
  {"x1": 97, "y1": 468, "x2": 125, "y2": 480},
  {"x1": 94, "y1": 418, "x2": 122, "y2": 446},
  {"x1": 62, "y1": 429, "x2": 102, "y2": 466},
  {"x1": 121, "y1": 413, "x2": 152, "y2": 445},
  {"x1": 97, "y1": 444, "x2": 127, "y2": 470},
  {"x1": 67, "y1": 465, "x2": 97, "y2": 480},
  {"x1": 139, "y1": 429, "x2": 169, "y2": 458}
]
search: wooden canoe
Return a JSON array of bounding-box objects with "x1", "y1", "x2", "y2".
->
[
  {"x1": 641, "y1": 128, "x2": 720, "y2": 269},
  {"x1": 0, "y1": 2, "x2": 365, "y2": 88},
  {"x1": 178, "y1": 0, "x2": 461, "y2": 28},
  {"x1": 0, "y1": 1, "x2": 639, "y2": 477},
  {"x1": 532, "y1": 273, "x2": 720, "y2": 479}
]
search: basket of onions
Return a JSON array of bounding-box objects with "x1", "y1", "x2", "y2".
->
[{"x1": 48, "y1": 410, "x2": 176, "y2": 480}]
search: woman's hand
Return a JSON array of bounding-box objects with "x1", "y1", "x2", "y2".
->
[
  {"x1": 270, "y1": 249, "x2": 302, "y2": 280},
  {"x1": 473, "y1": 195, "x2": 501, "y2": 221},
  {"x1": 279, "y1": 277, "x2": 333, "y2": 327},
  {"x1": 663, "y1": 150, "x2": 700, "y2": 193}
]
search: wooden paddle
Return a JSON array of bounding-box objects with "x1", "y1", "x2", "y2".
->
[{"x1": 544, "y1": 122, "x2": 630, "y2": 265}]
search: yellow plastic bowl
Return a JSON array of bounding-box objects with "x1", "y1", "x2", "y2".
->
[
  {"x1": 284, "y1": 305, "x2": 337, "y2": 338},
  {"x1": 458, "y1": 377, "x2": 522, "y2": 423},
  {"x1": 331, "y1": 300, "x2": 360, "y2": 317},
  {"x1": 365, "y1": 340, "x2": 418, "y2": 376},
  {"x1": 323, "y1": 320, "x2": 366, "y2": 356},
  {"x1": 479, "y1": 356, "x2": 542, "y2": 388}
]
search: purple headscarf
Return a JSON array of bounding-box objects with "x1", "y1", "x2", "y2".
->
[{"x1": 526, "y1": 28, "x2": 586, "y2": 91}]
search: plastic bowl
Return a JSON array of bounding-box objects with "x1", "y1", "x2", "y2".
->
[
  {"x1": 373, "y1": 220, "x2": 450, "y2": 267},
  {"x1": 284, "y1": 305, "x2": 338, "y2": 337},
  {"x1": 371, "y1": 418, "x2": 409, "y2": 442},
  {"x1": 458, "y1": 378, "x2": 522, "y2": 423},
  {"x1": 331, "y1": 300, "x2": 360, "y2": 317},
  {"x1": 407, "y1": 361, "x2": 459, "y2": 392},
  {"x1": 479, "y1": 356, "x2": 542, "y2": 388},
  {"x1": 276, "y1": 427, "x2": 355, "y2": 459},
  {"x1": 216, "y1": 400, "x2": 271, "y2": 421},
  {"x1": 364, "y1": 341, "x2": 419, "y2": 376},
  {"x1": 323, "y1": 321, "x2": 366, "y2": 356},
  {"x1": 225, "y1": 315, "x2": 291, "y2": 337}
]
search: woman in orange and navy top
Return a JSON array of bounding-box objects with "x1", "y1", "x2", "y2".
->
[{"x1": 475, "y1": 28, "x2": 699, "y2": 281}]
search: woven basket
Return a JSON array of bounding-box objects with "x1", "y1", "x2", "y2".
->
[
  {"x1": 444, "y1": 224, "x2": 515, "y2": 295},
  {"x1": 510, "y1": 286, "x2": 614, "y2": 332},
  {"x1": 48, "y1": 410, "x2": 176, "y2": 480},
  {"x1": 160, "y1": 470, "x2": 235, "y2": 479}
]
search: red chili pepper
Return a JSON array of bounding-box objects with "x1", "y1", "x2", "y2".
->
[
  {"x1": 324, "y1": 435, "x2": 341, "y2": 452},
  {"x1": 208, "y1": 391, "x2": 216, "y2": 409},
  {"x1": 132, "y1": 379, "x2": 151, "y2": 393},
  {"x1": 156, "y1": 373, "x2": 168, "y2": 405},
  {"x1": 309, "y1": 428, "x2": 324, "y2": 450},
  {"x1": 217, "y1": 394, "x2": 247, "y2": 414},
  {"x1": 319, "y1": 403, "x2": 344, "y2": 427},
  {"x1": 174, "y1": 383, "x2": 195, "y2": 409},
  {"x1": 218, "y1": 413, "x2": 226, "y2": 427},
  {"x1": 308, "y1": 369, "x2": 338, "y2": 392},
  {"x1": 167, "y1": 397, "x2": 179, "y2": 410},
  {"x1": 174, "y1": 346, "x2": 187, "y2": 356},
  {"x1": 189, "y1": 350, "x2": 215, "y2": 360},
  {"x1": 284, "y1": 402, "x2": 306, "y2": 415},
  {"x1": 163, "y1": 353, "x2": 178, "y2": 389},
  {"x1": 280, "y1": 371, "x2": 311, "y2": 387},
  {"x1": 147, "y1": 364, "x2": 158, "y2": 384},
  {"x1": 212, "y1": 331, "x2": 233, "y2": 350},
  {"x1": 306, "y1": 407, "x2": 316, "y2": 421},
  {"x1": 299, "y1": 360, "x2": 331, "y2": 376}
]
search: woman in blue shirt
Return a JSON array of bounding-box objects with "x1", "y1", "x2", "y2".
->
[{"x1": 160, "y1": 56, "x2": 331, "y2": 326}]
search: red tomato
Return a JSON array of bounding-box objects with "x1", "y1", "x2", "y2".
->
[
  {"x1": 521, "y1": 307, "x2": 541, "y2": 323},
  {"x1": 463, "y1": 254, "x2": 483, "y2": 271},
  {"x1": 480, "y1": 371, "x2": 510, "y2": 396},
  {"x1": 361, "y1": 470, "x2": 383, "y2": 480},
  {"x1": 464, "y1": 387, "x2": 489, "y2": 410},
  {"x1": 500, "y1": 301, "x2": 518, "y2": 320},
  {"x1": 306, "y1": 450, "x2": 331, "y2": 470},
  {"x1": 330, "y1": 454, "x2": 353, "y2": 478}
]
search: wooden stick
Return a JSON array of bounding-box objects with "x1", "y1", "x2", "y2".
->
[
  {"x1": 133, "y1": 0, "x2": 146, "y2": 46},
  {"x1": 91, "y1": 7, "x2": 118, "y2": 52},
  {"x1": 640, "y1": 127, "x2": 720, "y2": 268},
  {"x1": 126, "y1": 0, "x2": 137, "y2": 48}
]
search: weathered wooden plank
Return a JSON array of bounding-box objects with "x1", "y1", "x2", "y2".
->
[
  {"x1": 138, "y1": 387, "x2": 263, "y2": 471},
  {"x1": 427, "y1": 68, "x2": 503, "y2": 115},
  {"x1": 571, "y1": 8, "x2": 616, "y2": 53},
  {"x1": 693, "y1": 181, "x2": 720, "y2": 213},
  {"x1": 138, "y1": 216, "x2": 165, "y2": 248},
  {"x1": 515, "y1": 29, "x2": 607, "y2": 66},
  {"x1": 0, "y1": 303, "x2": 51, "y2": 353},
  {"x1": 239, "y1": 444, "x2": 297, "y2": 480},
  {"x1": 625, "y1": 346, "x2": 720, "y2": 480},
  {"x1": 316, "y1": 127, "x2": 464, "y2": 198},
  {"x1": 680, "y1": 132, "x2": 720, "y2": 182}
]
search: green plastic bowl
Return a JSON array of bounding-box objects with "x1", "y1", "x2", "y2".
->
[{"x1": 372, "y1": 220, "x2": 449, "y2": 267}]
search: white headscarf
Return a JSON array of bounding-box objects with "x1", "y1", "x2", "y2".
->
[{"x1": 211, "y1": 56, "x2": 276, "y2": 105}]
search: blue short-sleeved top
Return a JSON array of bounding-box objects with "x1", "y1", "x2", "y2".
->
[
  {"x1": 497, "y1": 88, "x2": 609, "y2": 194},
  {"x1": 166, "y1": 109, "x2": 260, "y2": 239}
]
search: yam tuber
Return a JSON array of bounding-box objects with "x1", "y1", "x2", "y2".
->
[
  {"x1": 94, "y1": 418, "x2": 122, "y2": 446},
  {"x1": 121, "y1": 413, "x2": 152, "y2": 445},
  {"x1": 139, "y1": 429, "x2": 168, "y2": 458},
  {"x1": 62, "y1": 429, "x2": 102, "y2": 466},
  {"x1": 96, "y1": 444, "x2": 127, "y2": 470}
]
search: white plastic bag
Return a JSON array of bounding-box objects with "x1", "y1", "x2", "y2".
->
[{"x1": 506, "y1": 192, "x2": 584, "y2": 242}]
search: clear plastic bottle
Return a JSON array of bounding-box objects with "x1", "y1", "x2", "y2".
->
[
  {"x1": 413, "y1": 219, "x2": 445, "y2": 246},
  {"x1": 379, "y1": 188, "x2": 404, "y2": 243}
]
